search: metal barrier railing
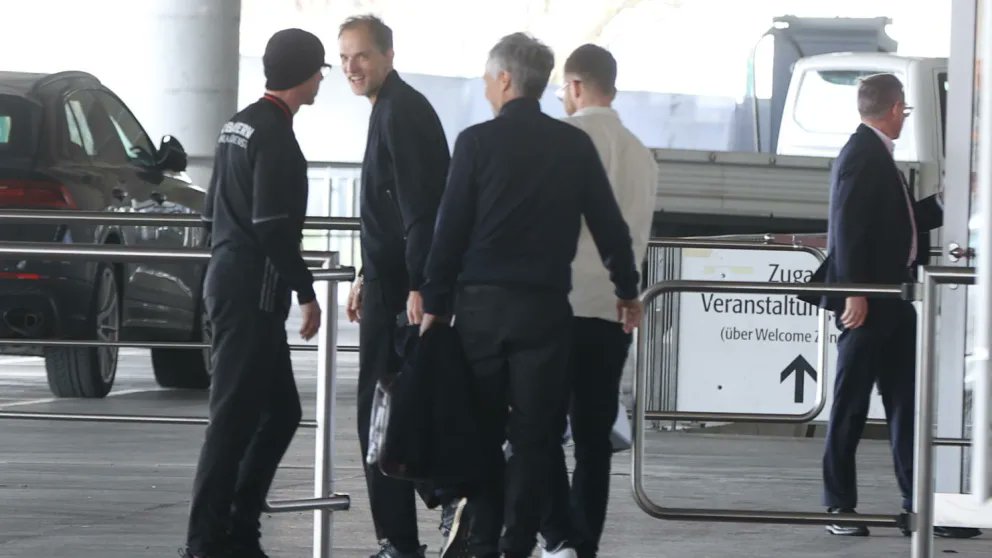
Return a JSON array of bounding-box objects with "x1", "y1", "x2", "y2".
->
[
  {"x1": 0, "y1": 211, "x2": 360, "y2": 354},
  {"x1": 632, "y1": 268, "x2": 979, "y2": 557},
  {"x1": 643, "y1": 238, "x2": 829, "y2": 423},
  {"x1": 0, "y1": 242, "x2": 354, "y2": 558},
  {"x1": 912, "y1": 266, "x2": 976, "y2": 558},
  {"x1": 0, "y1": 209, "x2": 361, "y2": 230},
  {"x1": 632, "y1": 279, "x2": 910, "y2": 529},
  {"x1": 0, "y1": 242, "x2": 357, "y2": 354}
]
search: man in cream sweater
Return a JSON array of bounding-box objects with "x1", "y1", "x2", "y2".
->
[{"x1": 540, "y1": 44, "x2": 657, "y2": 558}]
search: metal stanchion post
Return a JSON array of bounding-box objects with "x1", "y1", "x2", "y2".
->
[
  {"x1": 910, "y1": 268, "x2": 937, "y2": 558},
  {"x1": 909, "y1": 268, "x2": 975, "y2": 557},
  {"x1": 313, "y1": 255, "x2": 339, "y2": 558},
  {"x1": 912, "y1": 269, "x2": 938, "y2": 558}
]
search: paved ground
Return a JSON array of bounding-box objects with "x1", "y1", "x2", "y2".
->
[{"x1": 1, "y1": 311, "x2": 990, "y2": 557}]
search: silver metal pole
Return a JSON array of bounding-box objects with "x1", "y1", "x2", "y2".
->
[
  {"x1": 912, "y1": 268, "x2": 939, "y2": 558},
  {"x1": 265, "y1": 495, "x2": 350, "y2": 513},
  {"x1": 314, "y1": 256, "x2": 339, "y2": 558},
  {"x1": 0, "y1": 209, "x2": 361, "y2": 230},
  {"x1": 816, "y1": 305, "x2": 829, "y2": 419},
  {"x1": 0, "y1": 338, "x2": 309, "y2": 351},
  {"x1": 0, "y1": 410, "x2": 317, "y2": 428},
  {"x1": 0, "y1": 241, "x2": 337, "y2": 267},
  {"x1": 934, "y1": 438, "x2": 973, "y2": 447}
]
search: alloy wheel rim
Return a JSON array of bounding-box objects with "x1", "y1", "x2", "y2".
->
[{"x1": 95, "y1": 267, "x2": 119, "y2": 384}]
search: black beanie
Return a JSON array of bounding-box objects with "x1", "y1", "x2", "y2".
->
[{"x1": 263, "y1": 28, "x2": 329, "y2": 91}]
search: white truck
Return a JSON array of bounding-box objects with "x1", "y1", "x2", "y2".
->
[{"x1": 651, "y1": 52, "x2": 947, "y2": 239}]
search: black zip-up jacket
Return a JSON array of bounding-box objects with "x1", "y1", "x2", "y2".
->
[
  {"x1": 360, "y1": 71, "x2": 449, "y2": 293},
  {"x1": 202, "y1": 94, "x2": 315, "y2": 314},
  {"x1": 421, "y1": 98, "x2": 639, "y2": 316}
]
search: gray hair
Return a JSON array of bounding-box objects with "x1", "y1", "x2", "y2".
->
[
  {"x1": 486, "y1": 32, "x2": 554, "y2": 98},
  {"x1": 858, "y1": 73, "x2": 904, "y2": 119}
]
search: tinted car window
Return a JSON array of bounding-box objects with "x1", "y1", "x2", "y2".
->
[
  {"x1": 0, "y1": 96, "x2": 38, "y2": 161},
  {"x1": 63, "y1": 90, "x2": 128, "y2": 165},
  {"x1": 93, "y1": 91, "x2": 157, "y2": 167},
  {"x1": 64, "y1": 96, "x2": 95, "y2": 158}
]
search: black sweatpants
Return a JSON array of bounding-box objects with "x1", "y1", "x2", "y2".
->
[
  {"x1": 187, "y1": 297, "x2": 302, "y2": 555},
  {"x1": 357, "y1": 279, "x2": 424, "y2": 552},
  {"x1": 455, "y1": 285, "x2": 573, "y2": 558}
]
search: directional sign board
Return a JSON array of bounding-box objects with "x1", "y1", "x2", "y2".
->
[{"x1": 674, "y1": 248, "x2": 886, "y2": 420}]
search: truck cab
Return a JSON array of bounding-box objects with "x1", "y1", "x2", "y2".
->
[
  {"x1": 777, "y1": 52, "x2": 948, "y2": 168},
  {"x1": 651, "y1": 52, "x2": 947, "y2": 239}
]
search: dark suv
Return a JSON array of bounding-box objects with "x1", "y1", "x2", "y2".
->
[{"x1": 0, "y1": 71, "x2": 211, "y2": 397}]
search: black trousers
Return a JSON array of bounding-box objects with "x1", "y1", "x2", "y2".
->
[
  {"x1": 823, "y1": 301, "x2": 916, "y2": 511},
  {"x1": 542, "y1": 318, "x2": 631, "y2": 557},
  {"x1": 187, "y1": 297, "x2": 301, "y2": 555},
  {"x1": 456, "y1": 285, "x2": 573, "y2": 558},
  {"x1": 357, "y1": 278, "x2": 423, "y2": 552}
]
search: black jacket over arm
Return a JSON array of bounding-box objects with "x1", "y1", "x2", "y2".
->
[
  {"x1": 421, "y1": 98, "x2": 639, "y2": 316},
  {"x1": 811, "y1": 123, "x2": 942, "y2": 312},
  {"x1": 360, "y1": 71, "x2": 450, "y2": 294}
]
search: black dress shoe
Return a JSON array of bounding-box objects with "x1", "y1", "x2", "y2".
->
[
  {"x1": 934, "y1": 526, "x2": 982, "y2": 539},
  {"x1": 898, "y1": 508, "x2": 983, "y2": 539},
  {"x1": 825, "y1": 508, "x2": 870, "y2": 536}
]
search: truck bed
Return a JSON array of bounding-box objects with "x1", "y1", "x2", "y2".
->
[{"x1": 652, "y1": 148, "x2": 929, "y2": 223}]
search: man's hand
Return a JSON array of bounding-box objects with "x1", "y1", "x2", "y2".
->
[
  {"x1": 841, "y1": 296, "x2": 868, "y2": 329},
  {"x1": 407, "y1": 290, "x2": 424, "y2": 325},
  {"x1": 617, "y1": 298, "x2": 644, "y2": 334},
  {"x1": 346, "y1": 277, "x2": 363, "y2": 323},
  {"x1": 300, "y1": 299, "x2": 322, "y2": 341},
  {"x1": 419, "y1": 312, "x2": 451, "y2": 336}
]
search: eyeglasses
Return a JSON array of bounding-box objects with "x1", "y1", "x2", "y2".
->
[
  {"x1": 902, "y1": 105, "x2": 914, "y2": 117},
  {"x1": 555, "y1": 80, "x2": 580, "y2": 101},
  {"x1": 320, "y1": 64, "x2": 332, "y2": 78}
]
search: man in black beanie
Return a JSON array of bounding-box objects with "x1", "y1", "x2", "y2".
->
[{"x1": 182, "y1": 28, "x2": 330, "y2": 558}]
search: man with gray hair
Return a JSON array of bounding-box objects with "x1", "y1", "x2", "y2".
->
[
  {"x1": 420, "y1": 33, "x2": 642, "y2": 558},
  {"x1": 813, "y1": 73, "x2": 977, "y2": 539}
]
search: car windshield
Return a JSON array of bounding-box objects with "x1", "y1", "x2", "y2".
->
[{"x1": 0, "y1": 96, "x2": 38, "y2": 164}]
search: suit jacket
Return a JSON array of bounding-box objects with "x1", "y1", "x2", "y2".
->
[{"x1": 803, "y1": 124, "x2": 942, "y2": 313}]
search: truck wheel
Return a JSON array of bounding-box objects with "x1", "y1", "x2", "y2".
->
[
  {"x1": 151, "y1": 303, "x2": 211, "y2": 389},
  {"x1": 44, "y1": 264, "x2": 120, "y2": 398}
]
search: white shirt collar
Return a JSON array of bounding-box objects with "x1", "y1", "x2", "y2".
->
[
  {"x1": 572, "y1": 106, "x2": 619, "y2": 118},
  {"x1": 864, "y1": 122, "x2": 895, "y2": 155}
]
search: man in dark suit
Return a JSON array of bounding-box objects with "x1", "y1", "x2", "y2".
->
[
  {"x1": 419, "y1": 33, "x2": 642, "y2": 558},
  {"x1": 818, "y1": 73, "x2": 978, "y2": 539}
]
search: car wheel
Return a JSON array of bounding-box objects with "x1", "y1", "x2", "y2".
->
[
  {"x1": 150, "y1": 301, "x2": 211, "y2": 389},
  {"x1": 44, "y1": 264, "x2": 120, "y2": 398}
]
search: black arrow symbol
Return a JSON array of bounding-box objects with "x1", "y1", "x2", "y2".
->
[{"x1": 780, "y1": 355, "x2": 818, "y2": 403}]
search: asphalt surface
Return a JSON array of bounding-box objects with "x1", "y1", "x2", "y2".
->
[{"x1": 0, "y1": 309, "x2": 989, "y2": 557}]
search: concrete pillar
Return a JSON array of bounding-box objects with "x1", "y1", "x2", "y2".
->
[{"x1": 123, "y1": 0, "x2": 241, "y2": 188}]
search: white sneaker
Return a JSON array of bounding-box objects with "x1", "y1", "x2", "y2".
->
[{"x1": 541, "y1": 543, "x2": 578, "y2": 558}]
